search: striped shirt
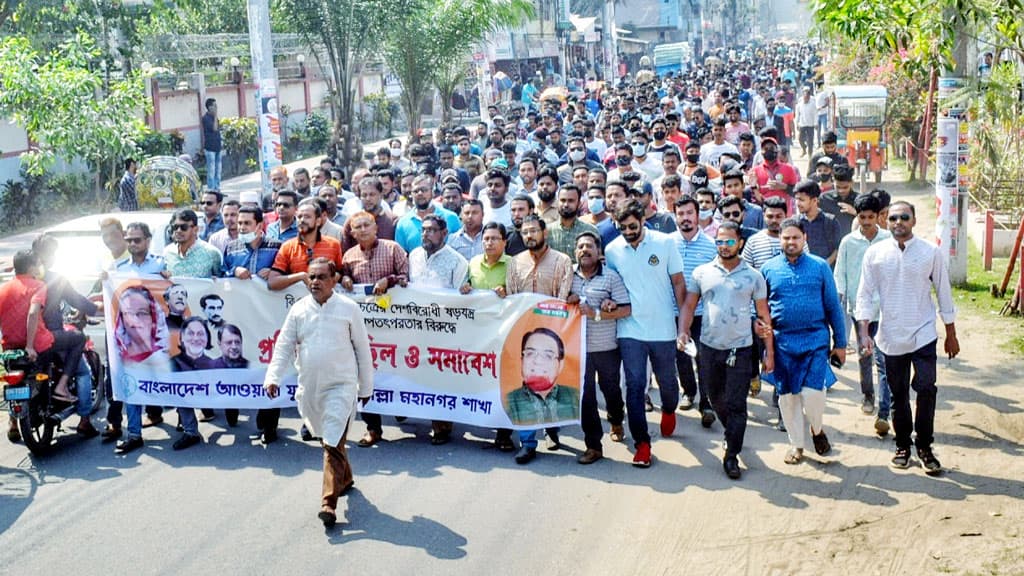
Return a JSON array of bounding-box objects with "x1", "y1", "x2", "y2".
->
[
  {"x1": 742, "y1": 230, "x2": 781, "y2": 270},
  {"x1": 673, "y1": 229, "x2": 718, "y2": 316},
  {"x1": 548, "y1": 218, "x2": 599, "y2": 263},
  {"x1": 446, "y1": 227, "x2": 484, "y2": 262},
  {"x1": 506, "y1": 246, "x2": 573, "y2": 299},
  {"x1": 571, "y1": 264, "x2": 630, "y2": 352}
]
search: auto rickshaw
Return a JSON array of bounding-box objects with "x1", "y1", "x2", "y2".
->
[{"x1": 828, "y1": 85, "x2": 888, "y2": 183}]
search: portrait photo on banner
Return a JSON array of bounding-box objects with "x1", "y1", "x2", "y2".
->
[{"x1": 499, "y1": 300, "x2": 584, "y2": 427}]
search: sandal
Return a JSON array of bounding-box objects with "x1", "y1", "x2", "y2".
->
[
  {"x1": 52, "y1": 390, "x2": 77, "y2": 403},
  {"x1": 784, "y1": 447, "x2": 803, "y2": 465},
  {"x1": 749, "y1": 377, "x2": 762, "y2": 397}
]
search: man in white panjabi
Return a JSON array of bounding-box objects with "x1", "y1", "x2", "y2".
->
[{"x1": 264, "y1": 257, "x2": 374, "y2": 527}]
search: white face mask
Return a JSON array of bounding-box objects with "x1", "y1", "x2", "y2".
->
[
  {"x1": 632, "y1": 143, "x2": 647, "y2": 157},
  {"x1": 390, "y1": 146, "x2": 402, "y2": 157},
  {"x1": 569, "y1": 149, "x2": 585, "y2": 162},
  {"x1": 587, "y1": 197, "x2": 605, "y2": 214},
  {"x1": 238, "y1": 231, "x2": 257, "y2": 244},
  {"x1": 699, "y1": 208, "x2": 715, "y2": 220}
]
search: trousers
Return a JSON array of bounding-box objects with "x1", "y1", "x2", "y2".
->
[
  {"x1": 322, "y1": 425, "x2": 353, "y2": 509},
  {"x1": 883, "y1": 340, "x2": 937, "y2": 450}
]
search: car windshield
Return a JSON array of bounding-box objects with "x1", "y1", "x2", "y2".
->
[{"x1": 838, "y1": 98, "x2": 886, "y2": 128}]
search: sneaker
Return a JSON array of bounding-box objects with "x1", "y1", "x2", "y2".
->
[
  {"x1": 723, "y1": 454, "x2": 741, "y2": 479},
  {"x1": 632, "y1": 442, "x2": 652, "y2": 468},
  {"x1": 115, "y1": 436, "x2": 144, "y2": 454},
  {"x1": 874, "y1": 417, "x2": 890, "y2": 437},
  {"x1": 891, "y1": 447, "x2": 911, "y2": 469},
  {"x1": 861, "y1": 394, "x2": 875, "y2": 415},
  {"x1": 577, "y1": 448, "x2": 603, "y2": 465},
  {"x1": 660, "y1": 412, "x2": 676, "y2": 437},
  {"x1": 609, "y1": 424, "x2": 625, "y2": 443},
  {"x1": 812, "y1": 430, "x2": 831, "y2": 455},
  {"x1": 917, "y1": 447, "x2": 942, "y2": 475},
  {"x1": 701, "y1": 409, "x2": 716, "y2": 429},
  {"x1": 679, "y1": 395, "x2": 694, "y2": 411}
]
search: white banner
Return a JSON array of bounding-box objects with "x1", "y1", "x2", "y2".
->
[{"x1": 103, "y1": 276, "x2": 584, "y2": 430}]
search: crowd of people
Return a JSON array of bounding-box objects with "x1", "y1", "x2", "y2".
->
[{"x1": 1, "y1": 41, "x2": 960, "y2": 526}]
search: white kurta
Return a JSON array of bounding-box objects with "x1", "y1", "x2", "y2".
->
[{"x1": 263, "y1": 292, "x2": 374, "y2": 446}]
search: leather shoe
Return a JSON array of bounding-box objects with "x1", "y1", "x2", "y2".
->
[
  {"x1": 198, "y1": 409, "x2": 216, "y2": 422},
  {"x1": 300, "y1": 425, "x2": 320, "y2": 442},
  {"x1": 260, "y1": 429, "x2": 278, "y2": 445},
  {"x1": 723, "y1": 455, "x2": 741, "y2": 480},
  {"x1": 318, "y1": 506, "x2": 337, "y2": 528},
  {"x1": 577, "y1": 448, "x2": 603, "y2": 465},
  {"x1": 225, "y1": 409, "x2": 239, "y2": 427},
  {"x1": 430, "y1": 432, "x2": 451, "y2": 446},
  {"x1": 100, "y1": 426, "x2": 122, "y2": 443},
  {"x1": 142, "y1": 415, "x2": 164, "y2": 428},
  {"x1": 701, "y1": 409, "x2": 716, "y2": 428},
  {"x1": 545, "y1": 430, "x2": 561, "y2": 451},
  {"x1": 76, "y1": 423, "x2": 100, "y2": 439},
  {"x1": 494, "y1": 431, "x2": 515, "y2": 452},
  {"x1": 172, "y1": 434, "x2": 201, "y2": 451},
  {"x1": 115, "y1": 436, "x2": 144, "y2": 454},
  {"x1": 357, "y1": 430, "x2": 381, "y2": 447},
  {"x1": 514, "y1": 445, "x2": 537, "y2": 465}
]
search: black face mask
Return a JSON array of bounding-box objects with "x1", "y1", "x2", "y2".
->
[
  {"x1": 819, "y1": 173, "x2": 832, "y2": 182},
  {"x1": 583, "y1": 129, "x2": 593, "y2": 139},
  {"x1": 653, "y1": 130, "x2": 666, "y2": 140},
  {"x1": 763, "y1": 150, "x2": 778, "y2": 162},
  {"x1": 615, "y1": 156, "x2": 632, "y2": 167},
  {"x1": 686, "y1": 153, "x2": 700, "y2": 164}
]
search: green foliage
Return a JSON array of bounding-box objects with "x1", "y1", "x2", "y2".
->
[
  {"x1": 0, "y1": 34, "x2": 150, "y2": 199},
  {"x1": 138, "y1": 128, "x2": 175, "y2": 158},
  {"x1": 0, "y1": 171, "x2": 46, "y2": 229},
  {"x1": 219, "y1": 116, "x2": 258, "y2": 177},
  {"x1": 361, "y1": 92, "x2": 396, "y2": 138},
  {"x1": 303, "y1": 112, "x2": 330, "y2": 154},
  {"x1": 962, "y1": 64, "x2": 1024, "y2": 219}
]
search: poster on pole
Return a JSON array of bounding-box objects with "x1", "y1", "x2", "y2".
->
[
  {"x1": 103, "y1": 277, "x2": 584, "y2": 430},
  {"x1": 935, "y1": 77, "x2": 968, "y2": 258}
]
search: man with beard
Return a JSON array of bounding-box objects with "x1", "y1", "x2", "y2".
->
[
  {"x1": 506, "y1": 215, "x2": 573, "y2": 464},
  {"x1": 292, "y1": 167, "x2": 313, "y2": 199},
  {"x1": 208, "y1": 199, "x2": 240, "y2": 253},
  {"x1": 604, "y1": 200, "x2": 687, "y2": 468},
  {"x1": 679, "y1": 222, "x2": 773, "y2": 480},
  {"x1": 533, "y1": 166, "x2": 560, "y2": 224},
  {"x1": 761, "y1": 219, "x2": 846, "y2": 465},
  {"x1": 505, "y1": 194, "x2": 534, "y2": 256},
  {"x1": 568, "y1": 232, "x2": 630, "y2": 464},
  {"x1": 268, "y1": 198, "x2": 344, "y2": 292},
  {"x1": 514, "y1": 156, "x2": 539, "y2": 197},
  {"x1": 598, "y1": 181, "x2": 629, "y2": 247},
  {"x1": 395, "y1": 174, "x2": 462, "y2": 253},
  {"x1": 547, "y1": 184, "x2": 598, "y2": 263},
  {"x1": 856, "y1": 201, "x2": 958, "y2": 475},
  {"x1": 446, "y1": 199, "x2": 485, "y2": 261},
  {"x1": 672, "y1": 196, "x2": 718, "y2": 422}
]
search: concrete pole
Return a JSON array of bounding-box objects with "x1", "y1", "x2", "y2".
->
[
  {"x1": 602, "y1": 0, "x2": 618, "y2": 82},
  {"x1": 246, "y1": 0, "x2": 283, "y2": 200}
]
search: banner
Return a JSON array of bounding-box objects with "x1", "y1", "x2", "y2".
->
[{"x1": 103, "y1": 275, "x2": 584, "y2": 430}]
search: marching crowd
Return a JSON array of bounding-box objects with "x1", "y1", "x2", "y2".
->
[{"x1": 1, "y1": 41, "x2": 959, "y2": 524}]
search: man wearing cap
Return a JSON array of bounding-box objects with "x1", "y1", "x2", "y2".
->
[
  {"x1": 796, "y1": 86, "x2": 818, "y2": 156},
  {"x1": 811, "y1": 156, "x2": 836, "y2": 193}
]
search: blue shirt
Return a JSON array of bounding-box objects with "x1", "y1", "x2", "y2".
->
[
  {"x1": 200, "y1": 214, "x2": 225, "y2": 242},
  {"x1": 222, "y1": 237, "x2": 283, "y2": 276},
  {"x1": 761, "y1": 252, "x2": 847, "y2": 352},
  {"x1": 605, "y1": 229, "x2": 684, "y2": 341},
  {"x1": 394, "y1": 206, "x2": 462, "y2": 253},
  {"x1": 114, "y1": 254, "x2": 167, "y2": 275},
  {"x1": 266, "y1": 218, "x2": 299, "y2": 242},
  {"x1": 673, "y1": 230, "x2": 717, "y2": 316},
  {"x1": 597, "y1": 218, "x2": 620, "y2": 249}
]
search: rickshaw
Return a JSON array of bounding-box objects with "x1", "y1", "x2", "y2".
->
[{"x1": 828, "y1": 85, "x2": 888, "y2": 183}]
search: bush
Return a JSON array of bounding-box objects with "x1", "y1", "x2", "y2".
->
[
  {"x1": 219, "y1": 116, "x2": 258, "y2": 177},
  {"x1": 0, "y1": 171, "x2": 47, "y2": 229},
  {"x1": 304, "y1": 112, "x2": 330, "y2": 154},
  {"x1": 47, "y1": 172, "x2": 94, "y2": 212},
  {"x1": 139, "y1": 128, "x2": 174, "y2": 158}
]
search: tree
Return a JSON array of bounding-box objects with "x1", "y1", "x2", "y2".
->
[
  {"x1": 0, "y1": 34, "x2": 150, "y2": 202},
  {"x1": 283, "y1": 0, "x2": 413, "y2": 173}
]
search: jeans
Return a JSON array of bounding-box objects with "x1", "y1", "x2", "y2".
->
[
  {"x1": 518, "y1": 427, "x2": 560, "y2": 449},
  {"x1": 855, "y1": 321, "x2": 892, "y2": 418},
  {"x1": 126, "y1": 403, "x2": 143, "y2": 438},
  {"x1": 676, "y1": 316, "x2": 711, "y2": 412},
  {"x1": 619, "y1": 338, "x2": 680, "y2": 447},
  {"x1": 58, "y1": 354, "x2": 93, "y2": 420},
  {"x1": 883, "y1": 340, "x2": 937, "y2": 451},
  {"x1": 698, "y1": 344, "x2": 752, "y2": 456},
  {"x1": 581, "y1": 349, "x2": 625, "y2": 450},
  {"x1": 177, "y1": 408, "x2": 199, "y2": 436},
  {"x1": 204, "y1": 149, "x2": 222, "y2": 191}
]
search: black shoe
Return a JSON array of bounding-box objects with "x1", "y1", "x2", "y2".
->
[
  {"x1": 172, "y1": 434, "x2": 201, "y2": 451},
  {"x1": 891, "y1": 447, "x2": 911, "y2": 469},
  {"x1": 514, "y1": 445, "x2": 537, "y2": 465},
  {"x1": 260, "y1": 429, "x2": 278, "y2": 445},
  {"x1": 142, "y1": 415, "x2": 164, "y2": 428},
  {"x1": 917, "y1": 447, "x2": 942, "y2": 475},
  {"x1": 723, "y1": 455, "x2": 741, "y2": 480},
  {"x1": 318, "y1": 507, "x2": 337, "y2": 528},
  {"x1": 494, "y1": 431, "x2": 515, "y2": 452},
  {"x1": 100, "y1": 426, "x2": 122, "y2": 443},
  {"x1": 812, "y1": 430, "x2": 831, "y2": 455},
  {"x1": 701, "y1": 409, "x2": 716, "y2": 428},
  {"x1": 431, "y1": 432, "x2": 451, "y2": 446},
  {"x1": 546, "y1": 430, "x2": 561, "y2": 451},
  {"x1": 115, "y1": 436, "x2": 144, "y2": 454},
  {"x1": 301, "y1": 425, "x2": 315, "y2": 442},
  {"x1": 225, "y1": 409, "x2": 239, "y2": 427},
  {"x1": 394, "y1": 416, "x2": 407, "y2": 423}
]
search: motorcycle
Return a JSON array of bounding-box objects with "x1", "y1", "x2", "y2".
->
[{"x1": 2, "y1": 317, "x2": 104, "y2": 456}]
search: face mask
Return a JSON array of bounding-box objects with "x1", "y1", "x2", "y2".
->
[
  {"x1": 632, "y1": 143, "x2": 647, "y2": 157},
  {"x1": 699, "y1": 208, "x2": 715, "y2": 220},
  {"x1": 653, "y1": 130, "x2": 666, "y2": 141},
  {"x1": 641, "y1": 114, "x2": 652, "y2": 123},
  {"x1": 763, "y1": 150, "x2": 778, "y2": 162},
  {"x1": 819, "y1": 173, "x2": 832, "y2": 182},
  {"x1": 569, "y1": 149, "x2": 585, "y2": 162},
  {"x1": 587, "y1": 197, "x2": 605, "y2": 214},
  {"x1": 686, "y1": 153, "x2": 701, "y2": 164},
  {"x1": 238, "y1": 231, "x2": 257, "y2": 244},
  {"x1": 583, "y1": 129, "x2": 593, "y2": 139},
  {"x1": 390, "y1": 147, "x2": 402, "y2": 157},
  {"x1": 615, "y1": 156, "x2": 632, "y2": 167}
]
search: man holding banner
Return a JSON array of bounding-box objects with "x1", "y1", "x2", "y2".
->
[{"x1": 264, "y1": 258, "x2": 374, "y2": 528}]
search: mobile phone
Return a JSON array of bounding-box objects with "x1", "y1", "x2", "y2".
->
[
  {"x1": 363, "y1": 284, "x2": 375, "y2": 296},
  {"x1": 829, "y1": 352, "x2": 843, "y2": 369}
]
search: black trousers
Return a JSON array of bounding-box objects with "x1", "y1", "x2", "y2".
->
[
  {"x1": 675, "y1": 316, "x2": 711, "y2": 411},
  {"x1": 256, "y1": 408, "x2": 280, "y2": 433},
  {"x1": 581, "y1": 348, "x2": 625, "y2": 450},
  {"x1": 698, "y1": 344, "x2": 752, "y2": 456},
  {"x1": 883, "y1": 340, "x2": 937, "y2": 451}
]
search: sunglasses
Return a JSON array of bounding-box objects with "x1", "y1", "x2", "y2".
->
[
  {"x1": 716, "y1": 239, "x2": 738, "y2": 247},
  {"x1": 275, "y1": 202, "x2": 294, "y2": 208},
  {"x1": 721, "y1": 211, "x2": 742, "y2": 218},
  {"x1": 618, "y1": 222, "x2": 641, "y2": 231},
  {"x1": 201, "y1": 201, "x2": 218, "y2": 206},
  {"x1": 124, "y1": 237, "x2": 147, "y2": 244},
  {"x1": 172, "y1": 223, "x2": 192, "y2": 231},
  {"x1": 888, "y1": 214, "x2": 912, "y2": 222}
]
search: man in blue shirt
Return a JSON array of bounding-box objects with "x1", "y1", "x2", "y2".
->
[
  {"x1": 223, "y1": 206, "x2": 283, "y2": 281},
  {"x1": 395, "y1": 173, "x2": 461, "y2": 252},
  {"x1": 605, "y1": 200, "x2": 687, "y2": 468},
  {"x1": 266, "y1": 191, "x2": 300, "y2": 241}
]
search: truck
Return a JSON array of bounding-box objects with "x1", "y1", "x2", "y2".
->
[{"x1": 653, "y1": 42, "x2": 693, "y2": 76}]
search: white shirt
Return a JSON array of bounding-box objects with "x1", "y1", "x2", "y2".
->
[
  {"x1": 796, "y1": 97, "x2": 818, "y2": 128},
  {"x1": 263, "y1": 293, "x2": 374, "y2": 446},
  {"x1": 483, "y1": 200, "x2": 514, "y2": 228},
  {"x1": 855, "y1": 236, "x2": 957, "y2": 356},
  {"x1": 699, "y1": 141, "x2": 740, "y2": 168},
  {"x1": 409, "y1": 245, "x2": 469, "y2": 289},
  {"x1": 585, "y1": 138, "x2": 607, "y2": 160}
]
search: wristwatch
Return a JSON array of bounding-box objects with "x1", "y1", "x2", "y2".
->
[{"x1": 594, "y1": 308, "x2": 602, "y2": 323}]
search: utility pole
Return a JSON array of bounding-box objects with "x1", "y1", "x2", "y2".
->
[
  {"x1": 246, "y1": 0, "x2": 283, "y2": 199},
  {"x1": 936, "y1": 14, "x2": 971, "y2": 284}
]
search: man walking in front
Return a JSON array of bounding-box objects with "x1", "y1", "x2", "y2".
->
[
  {"x1": 856, "y1": 201, "x2": 958, "y2": 474},
  {"x1": 264, "y1": 258, "x2": 374, "y2": 527}
]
